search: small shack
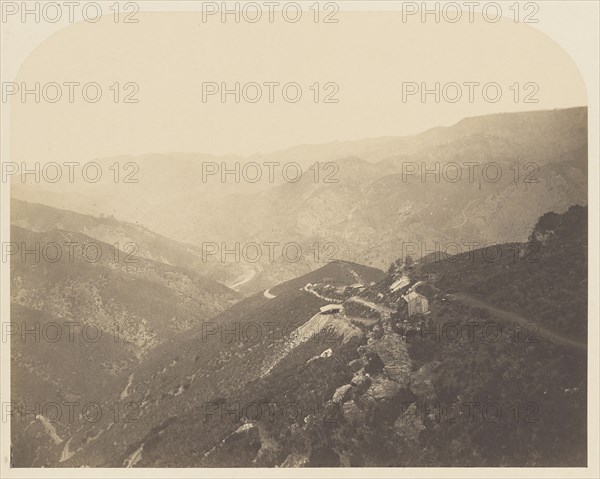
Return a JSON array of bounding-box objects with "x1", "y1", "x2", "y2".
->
[
  {"x1": 349, "y1": 283, "x2": 366, "y2": 292},
  {"x1": 403, "y1": 291, "x2": 429, "y2": 317},
  {"x1": 320, "y1": 304, "x2": 343, "y2": 315}
]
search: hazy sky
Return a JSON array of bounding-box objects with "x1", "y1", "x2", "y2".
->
[{"x1": 9, "y1": 10, "x2": 587, "y2": 163}]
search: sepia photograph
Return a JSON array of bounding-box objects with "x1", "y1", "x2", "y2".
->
[{"x1": 0, "y1": 1, "x2": 598, "y2": 477}]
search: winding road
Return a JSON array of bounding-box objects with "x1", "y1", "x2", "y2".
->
[
  {"x1": 229, "y1": 269, "x2": 257, "y2": 290},
  {"x1": 448, "y1": 199, "x2": 478, "y2": 230},
  {"x1": 451, "y1": 293, "x2": 587, "y2": 352},
  {"x1": 263, "y1": 288, "x2": 276, "y2": 299}
]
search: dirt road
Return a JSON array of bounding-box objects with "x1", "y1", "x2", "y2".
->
[{"x1": 451, "y1": 293, "x2": 586, "y2": 352}]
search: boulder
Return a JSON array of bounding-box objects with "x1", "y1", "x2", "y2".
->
[
  {"x1": 347, "y1": 358, "x2": 362, "y2": 371},
  {"x1": 350, "y1": 369, "x2": 371, "y2": 389},
  {"x1": 365, "y1": 377, "x2": 401, "y2": 401},
  {"x1": 409, "y1": 363, "x2": 437, "y2": 400},
  {"x1": 320, "y1": 348, "x2": 333, "y2": 358},
  {"x1": 306, "y1": 348, "x2": 333, "y2": 364},
  {"x1": 332, "y1": 384, "x2": 352, "y2": 404}
]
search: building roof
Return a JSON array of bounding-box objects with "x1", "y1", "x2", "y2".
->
[
  {"x1": 404, "y1": 291, "x2": 426, "y2": 302},
  {"x1": 390, "y1": 276, "x2": 410, "y2": 292},
  {"x1": 320, "y1": 304, "x2": 343, "y2": 313}
]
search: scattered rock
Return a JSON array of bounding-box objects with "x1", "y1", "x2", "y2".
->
[
  {"x1": 348, "y1": 358, "x2": 362, "y2": 371},
  {"x1": 409, "y1": 363, "x2": 437, "y2": 400},
  {"x1": 320, "y1": 348, "x2": 333, "y2": 358},
  {"x1": 306, "y1": 348, "x2": 334, "y2": 364},
  {"x1": 357, "y1": 344, "x2": 369, "y2": 356},
  {"x1": 332, "y1": 384, "x2": 352, "y2": 404}
]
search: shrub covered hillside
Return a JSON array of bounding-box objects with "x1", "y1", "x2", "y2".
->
[{"x1": 414, "y1": 205, "x2": 587, "y2": 340}]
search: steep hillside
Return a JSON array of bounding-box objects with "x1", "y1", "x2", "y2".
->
[
  {"x1": 10, "y1": 226, "x2": 239, "y2": 466},
  {"x1": 10, "y1": 199, "x2": 241, "y2": 287},
  {"x1": 413, "y1": 204, "x2": 587, "y2": 340},
  {"x1": 22, "y1": 206, "x2": 587, "y2": 467},
  {"x1": 18, "y1": 260, "x2": 379, "y2": 467}
]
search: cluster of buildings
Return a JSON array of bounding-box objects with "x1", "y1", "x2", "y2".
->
[{"x1": 313, "y1": 275, "x2": 430, "y2": 319}]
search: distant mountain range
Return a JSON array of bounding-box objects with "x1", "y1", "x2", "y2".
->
[{"x1": 12, "y1": 107, "x2": 587, "y2": 294}]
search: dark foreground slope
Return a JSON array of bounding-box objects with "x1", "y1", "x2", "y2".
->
[
  {"x1": 32, "y1": 207, "x2": 587, "y2": 468},
  {"x1": 14, "y1": 259, "x2": 383, "y2": 466},
  {"x1": 10, "y1": 226, "x2": 239, "y2": 467}
]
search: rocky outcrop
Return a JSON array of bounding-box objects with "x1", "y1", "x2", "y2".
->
[
  {"x1": 369, "y1": 334, "x2": 412, "y2": 387},
  {"x1": 365, "y1": 377, "x2": 401, "y2": 401},
  {"x1": 332, "y1": 384, "x2": 352, "y2": 404},
  {"x1": 409, "y1": 363, "x2": 437, "y2": 401},
  {"x1": 356, "y1": 319, "x2": 413, "y2": 391}
]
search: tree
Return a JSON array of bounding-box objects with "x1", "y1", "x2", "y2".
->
[{"x1": 405, "y1": 255, "x2": 414, "y2": 268}]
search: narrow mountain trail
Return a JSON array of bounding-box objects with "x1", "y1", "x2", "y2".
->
[
  {"x1": 451, "y1": 293, "x2": 587, "y2": 351},
  {"x1": 447, "y1": 198, "x2": 478, "y2": 230},
  {"x1": 302, "y1": 284, "x2": 342, "y2": 303},
  {"x1": 229, "y1": 269, "x2": 257, "y2": 290}
]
